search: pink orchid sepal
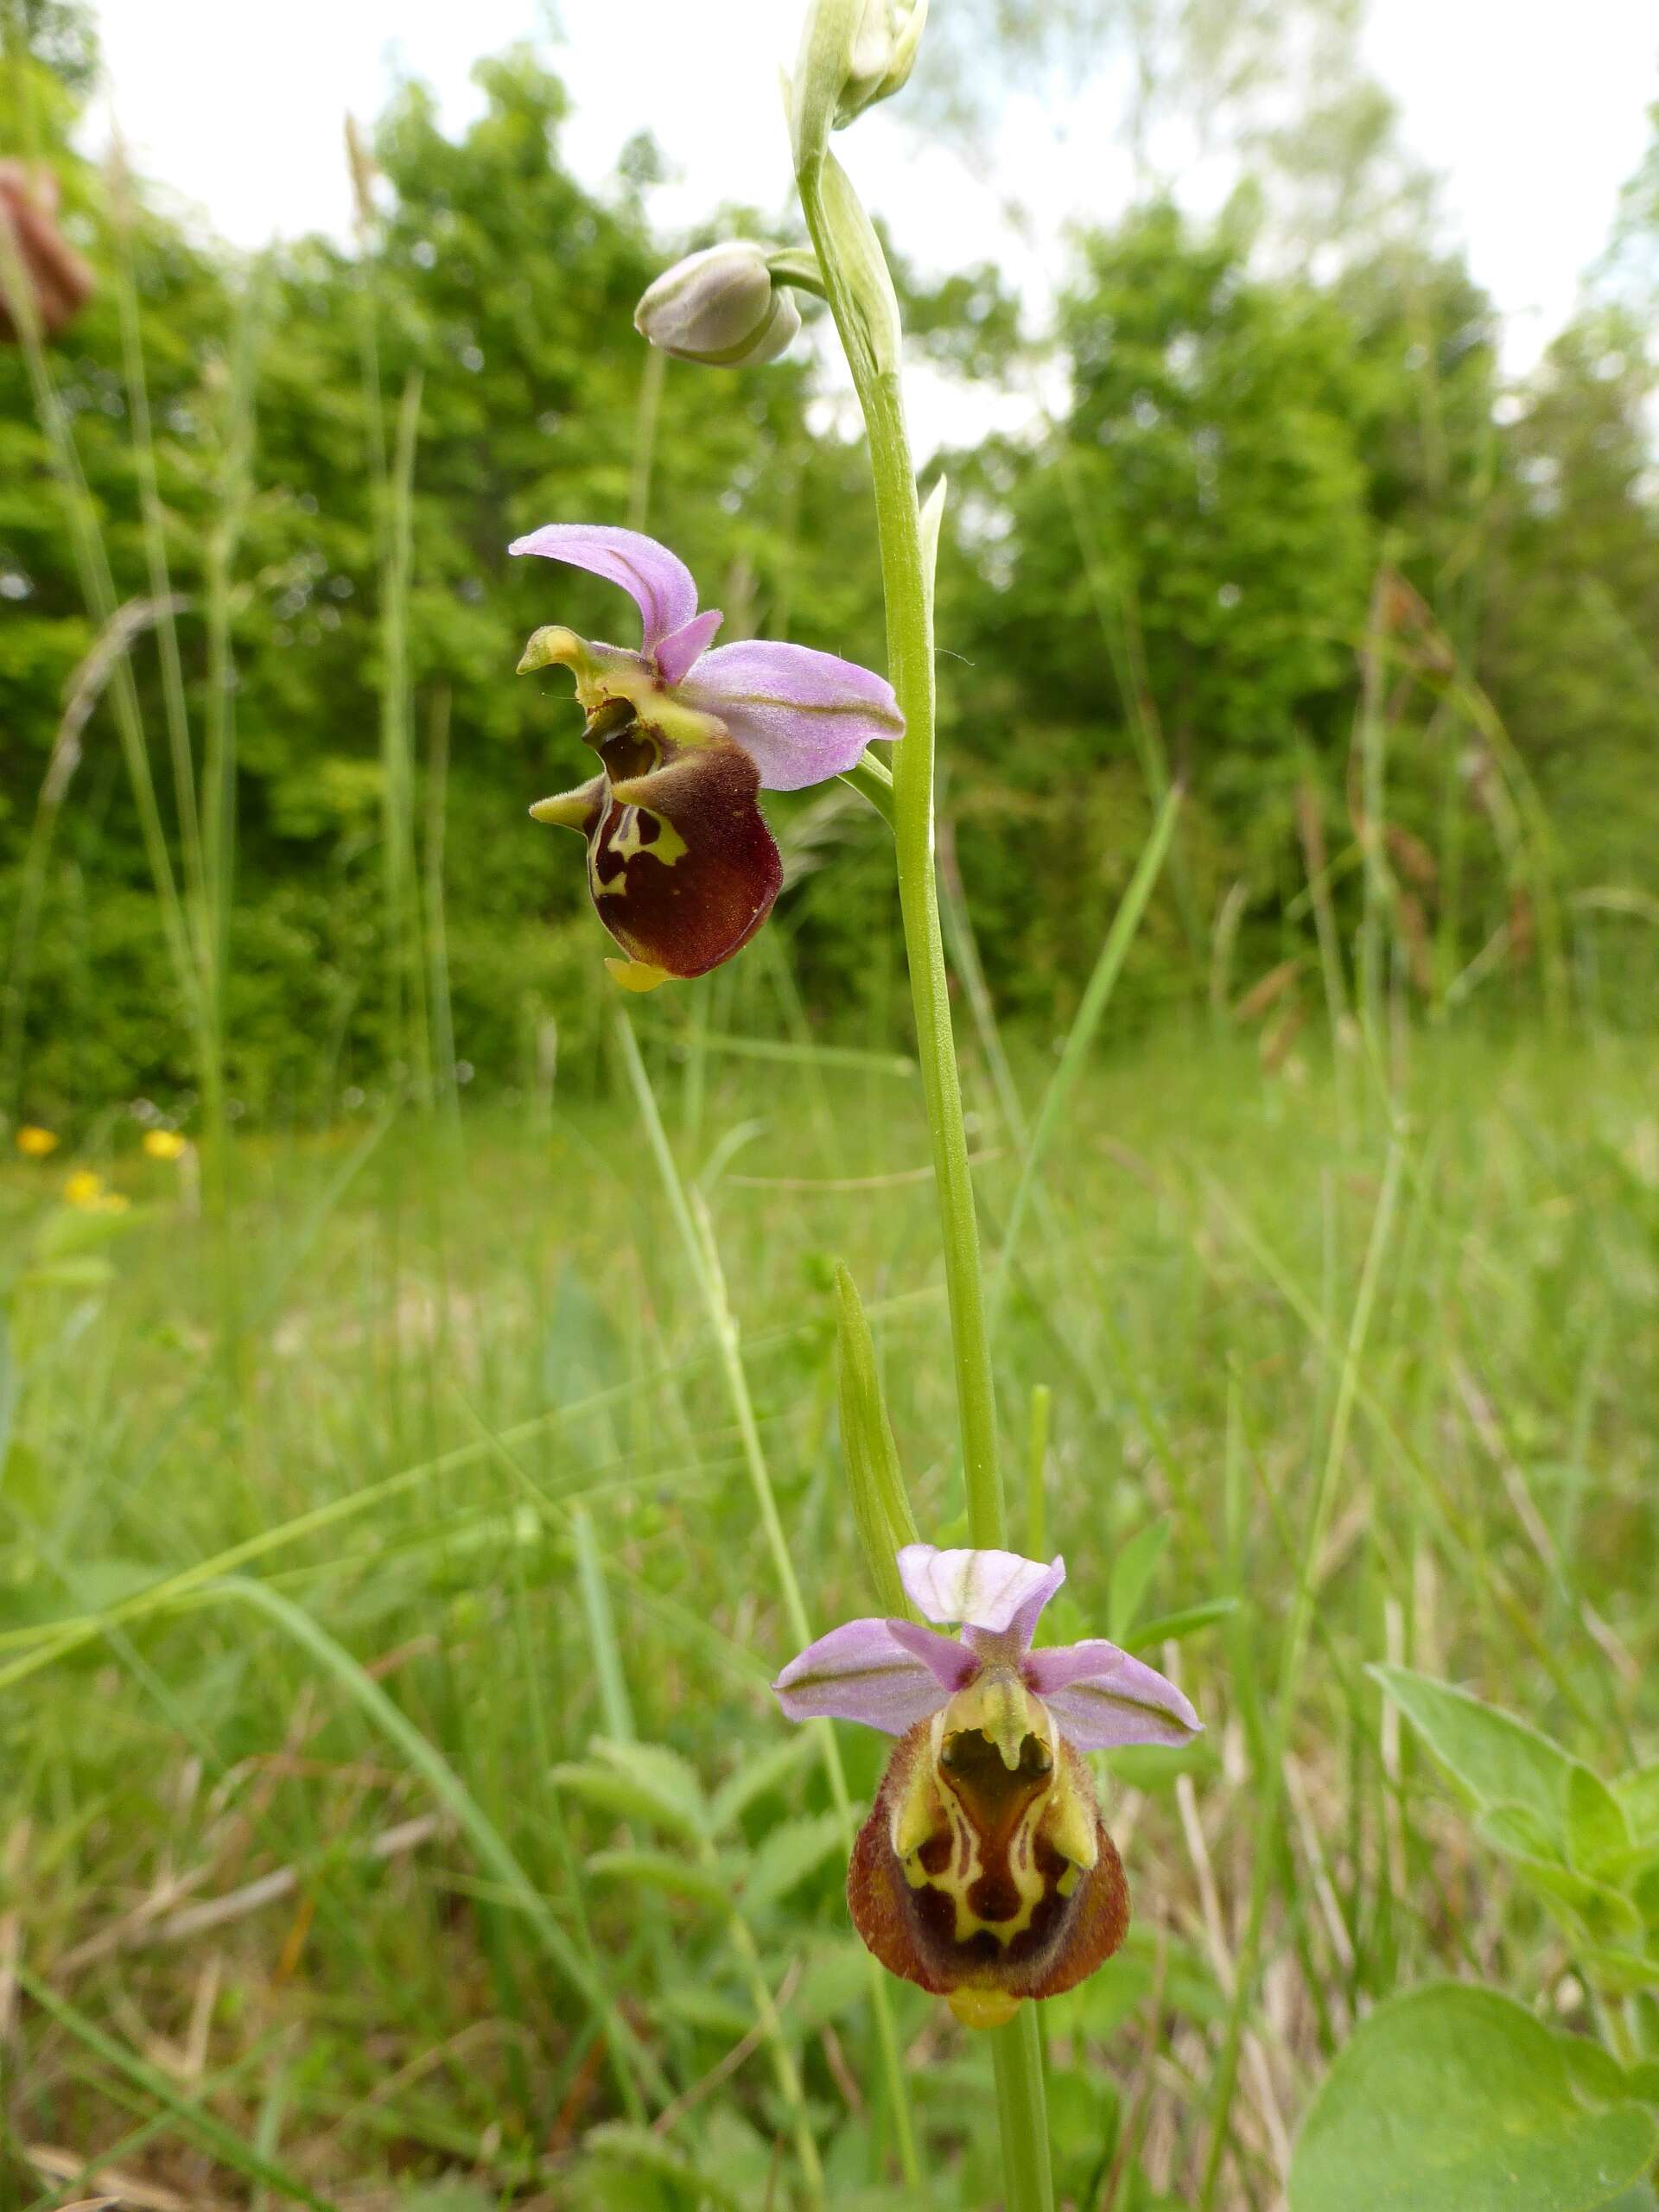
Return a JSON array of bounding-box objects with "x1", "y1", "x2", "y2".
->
[
  {"x1": 773, "y1": 1542, "x2": 1201, "y2": 2027},
  {"x1": 511, "y1": 524, "x2": 902, "y2": 989}
]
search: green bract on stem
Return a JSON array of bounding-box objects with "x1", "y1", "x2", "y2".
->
[{"x1": 787, "y1": 6, "x2": 1054, "y2": 2202}]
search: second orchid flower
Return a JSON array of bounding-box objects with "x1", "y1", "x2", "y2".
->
[{"x1": 775, "y1": 1543, "x2": 1202, "y2": 2027}]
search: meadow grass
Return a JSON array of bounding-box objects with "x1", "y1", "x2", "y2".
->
[{"x1": 3, "y1": 1010, "x2": 1654, "y2": 2209}]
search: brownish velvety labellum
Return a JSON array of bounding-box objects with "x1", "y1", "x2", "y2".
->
[{"x1": 849, "y1": 1717, "x2": 1129, "y2": 2009}]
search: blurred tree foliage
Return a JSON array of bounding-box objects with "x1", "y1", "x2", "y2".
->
[{"x1": 3, "y1": 27, "x2": 1658, "y2": 1114}]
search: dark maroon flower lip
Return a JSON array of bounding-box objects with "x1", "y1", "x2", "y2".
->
[
  {"x1": 848, "y1": 1719, "x2": 1130, "y2": 2024},
  {"x1": 584, "y1": 715, "x2": 783, "y2": 983}
]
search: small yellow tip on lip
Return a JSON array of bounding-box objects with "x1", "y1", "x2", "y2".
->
[
  {"x1": 947, "y1": 1988, "x2": 1022, "y2": 2031},
  {"x1": 605, "y1": 958, "x2": 672, "y2": 995}
]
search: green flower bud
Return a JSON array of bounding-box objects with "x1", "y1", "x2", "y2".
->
[
  {"x1": 836, "y1": 0, "x2": 929, "y2": 128},
  {"x1": 633, "y1": 242, "x2": 801, "y2": 368}
]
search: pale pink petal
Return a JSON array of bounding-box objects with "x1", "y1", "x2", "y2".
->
[
  {"x1": 1001, "y1": 1555, "x2": 1067, "y2": 1651},
  {"x1": 772, "y1": 1617, "x2": 957, "y2": 1734},
  {"x1": 507, "y1": 524, "x2": 698, "y2": 652},
  {"x1": 655, "y1": 607, "x2": 723, "y2": 685},
  {"x1": 1024, "y1": 1640, "x2": 1203, "y2": 1751},
  {"x1": 886, "y1": 1618, "x2": 981, "y2": 1694},
  {"x1": 678, "y1": 639, "x2": 903, "y2": 791},
  {"x1": 897, "y1": 1545, "x2": 1066, "y2": 1635}
]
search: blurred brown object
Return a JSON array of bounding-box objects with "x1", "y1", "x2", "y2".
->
[
  {"x1": 1383, "y1": 821, "x2": 1439, "y2": 888},
  {"x1": 1234, "y1": 955, "x2": 1303, "y2": 1023},
  {"x1": 1375, "y1": 565, "x2": 1458, "y2": 680},
  {"x1": 1508, "y1": 888, "x2": 1535, "y2": 969},
  {"x1": 0, "y1": 161, "x2": 95, "y2": 341}
]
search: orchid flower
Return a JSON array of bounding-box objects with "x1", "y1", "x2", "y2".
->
[
  {"x1": 773, "y1": 1542, "x2": 1202, "y2": 2028},
  {"x1": 510, "y1": 524, "x2": 902, "y2": 991}
]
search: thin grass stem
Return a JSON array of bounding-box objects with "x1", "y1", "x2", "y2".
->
[{"x1": 613, "y1": 1009, "x2": 922, "y2": 2188}]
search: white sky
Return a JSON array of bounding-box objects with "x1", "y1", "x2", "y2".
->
[{"x1": 87, "y1": 0, "x2": 1659, "y2": 431}]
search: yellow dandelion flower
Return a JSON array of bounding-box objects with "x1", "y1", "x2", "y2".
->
[
  {"x1": 98, "y1": 1191, "x2": 131, "y2": 1213},
  {"x1": 63, "y1": 1169, "x2": 106, "y2": 1208},
  {"x1": 142, "y1": 1128, "x2": 188, "y2": 1160},
  {"x1": 15, "y1": 1125, "x2": 59, "y2": 1157}
]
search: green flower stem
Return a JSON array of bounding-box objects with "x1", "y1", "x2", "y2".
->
[
  {"x1": 796, "y1": 137, "x2": 1054, "y2": 2212},
  {"x1": 795, "y1": 169, "x2": 1003, "y2": 1554},
  {"x1": 991, "y1": 2008, "x2": 1056, "y2": 2212}
]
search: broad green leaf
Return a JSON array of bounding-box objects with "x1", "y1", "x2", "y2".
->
[
  {"x1": 16, "y1": 1257, "x2": 118, "y2": 1293},
  {"x1": 708, "y1": 1727, "x2": 817, "y2": 1837},
  {"x1": 1107, "y1": 1517, "x2": 1170, "y2": 1642},
  {"x1": 1370, "y1": 1664, "x2": 1573, "y2": 1840},
  {"x1": 1615, "y1": 1763, "x2": 1659, "y2": 1848},
  {"x1": 1569, "y1": 1764, "x2": 1633, "y2": 1878},
  {"x1": 1102, "y1": 1736, "x2": 1219, "y2": 1791},
  {"x1": 32, "y1": 1204, "x2": 148, "y2": 1261},
  {"x1": 552, "y1": 1745, "x2": 707, "y2": 1842},
  {"x1": 689, "y1": 2110, "x2": 777, "y2": 2203},
  {"x1": 588, "y1": 1738, "x2": 709, "y2": 1835},
  {"x1": 1478, "y1": 1808, "x2": 1644, "y2": 1943},
  {"x1": 788, "y1": 1941, "x2": 870, "y2": 2037},
  {"x1": 1066, "y1": 1949, "x2": 1155, "y2": 2037},
  {"x1": 653, "y1": 1984, "x2": 754, "y2": 2039},
  {"x1": 0, "y1": 1305, "x2": 12, "y2": 1482},
  {"x1": 582, "y1": 2123, "x2": 744, "y2": 2211},
  {"x1": 815, "y1": 2189, "x2": 953, "y2": 2212},
  {"x1": 1479, "y1": 1800, "x2": 1566, "y2": 1864},
  {"x1": 741, "y1": 1811, "x2": 844, "y2": 1916},
  {"x1": 1122, "y1": 1597, "x2": 1238, "y2": 1651},
  {"x1": 1579, "y1": 1943, "x2": 1659, "y2": 1997},
  {"x1": 1289, "y1": 1983, "x2": 1658, "y2": 2212},
  {"x1": 586, "y1": 1848, "x2": 735, "y2": 1911},
  {"x1": 1046, "y1": 2061, "x2": 1121, "y2": 2166}
]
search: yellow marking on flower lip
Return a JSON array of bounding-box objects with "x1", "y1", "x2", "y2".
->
[
  {"x1": 891, "y1": 1745, "x2": 940, "y2": 1864},
  {"x1": 938, "y1": 1780, "x2": 1047, "y2": 1946},
  {"x1": 897, "y1": 1704, "x2": 1055, "y2": 1948},
  {"x1": 605, "y1": 809, "x2": 688, "y2": 874},
  {"x1": 887, "y1": 1693, "x2": 1105, "y2": 1955},
  {"x1": 1044, "y1": 1759, "x2": 1100, "y2": 1875}
]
